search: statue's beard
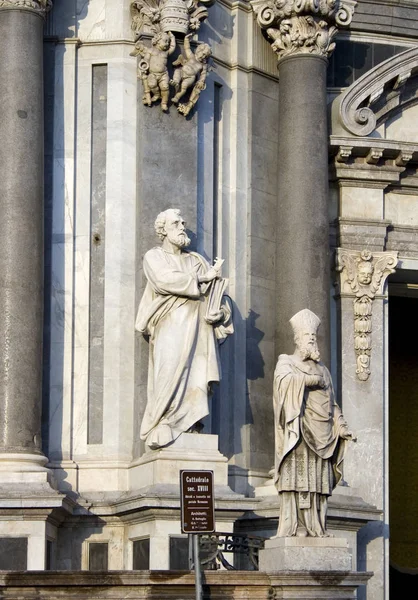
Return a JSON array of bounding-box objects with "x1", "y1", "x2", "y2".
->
[
  {"x1": 299, "y1": 341, "x2": 321, "y2": 362},
  {"x1": 169, "y1": 232, "x2": 191, "y2": 248}
]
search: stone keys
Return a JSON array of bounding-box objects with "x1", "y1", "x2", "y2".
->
[{"x1": 130, "y1": 0, "x2": 214, "y2": 117}]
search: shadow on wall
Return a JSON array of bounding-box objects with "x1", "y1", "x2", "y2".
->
[
  {"x1": 211, "y1": 302, "x2": 267, "y2": 471},
  {"x1": 42, "y1": 1, "x2": 91, "y2": 475}
]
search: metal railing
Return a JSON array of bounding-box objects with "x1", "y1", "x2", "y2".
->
[{"x1": 199, "y1": 532, "x2": 266, "y2": 571}]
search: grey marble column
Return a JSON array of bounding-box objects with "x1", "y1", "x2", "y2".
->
[
  {"x1": 275, "y1": 54, "x2": 330, "y2": 364},
  {"x1": 0, "y1": 3, "x2": 51, "y2": 457},
  {"x1": 250, "y1": 0, "x2": 356, "y2": 365}
]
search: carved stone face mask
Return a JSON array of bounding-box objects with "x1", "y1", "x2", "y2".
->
[{"x1": 358, "y1": 261, "x2": 374, "y2": 285}]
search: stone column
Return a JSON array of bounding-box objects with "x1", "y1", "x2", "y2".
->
[
  {"x1": 251, "y1": 0, "x2": 355, "y2": 364},
  {"x1": 0, "y1": 1, "x2": 52, "y2": 472}
]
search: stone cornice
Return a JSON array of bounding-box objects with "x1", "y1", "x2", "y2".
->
[
  {"x1": 250, "y1": 0, "x2": 356, "y2": 61},
  {"x1": 0, "y1": 0, "x2": 52, "y2": 16}
]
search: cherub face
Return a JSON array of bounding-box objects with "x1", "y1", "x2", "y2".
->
[
  {"x1": 196, "y1": 44, "x2": 211, "y2": 61},
  {"x1": 358, "y1": 261, "x2": 374, "y2": 285},
  {"x1": 157, "y1": 34, "x2": 171, "y2": 51}
]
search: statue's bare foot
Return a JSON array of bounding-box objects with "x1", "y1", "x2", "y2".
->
[
  {"x1": 172, "y1": 96, "x2": 179, "y2": 104},
  {"x1": 161, "y1": 103, "x2": 168, "y2": 112}
]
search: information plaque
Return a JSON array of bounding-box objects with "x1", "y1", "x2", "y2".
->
[{"x1": 180, "y1": 470, "x2": 215, "y2": 534}]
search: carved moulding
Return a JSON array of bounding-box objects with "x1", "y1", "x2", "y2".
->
[
  {"x1": 130, "y1": 0, "x2": 214, "y2": 116},
  {"x1": 336, "y1": 46, "x2": 418, "y2": 137},
  {"x1": 0, "y1": 0, "x2": 52, "y2": 15},
  {"x1": 336, "y1": 248, "x2": 398, "y2": 381},
  {"x1": 250, "y1": 0, "x2": 356, "y2": 61}
]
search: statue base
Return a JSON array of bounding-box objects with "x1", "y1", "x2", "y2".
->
[
  {"x1": 129, "y1": 432, "x2": 231, "y2": 493},
  {"x1": 259, "y1": 536, "x2": 353, "y2": 571}
]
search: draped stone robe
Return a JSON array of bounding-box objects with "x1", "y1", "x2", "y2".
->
[
  {"x1": 273, "y1": 354, "x2": 348, "y2": 536},
  {"x1": 136, "y1": 247, "x2": 232, "y2": 449}
]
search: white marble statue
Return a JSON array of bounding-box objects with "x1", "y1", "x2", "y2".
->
[
  {"x1": 135, "y1": 209, "x2": 233, "y2": 449},
  {"x1": 273, "y1": 309, "x2": 356, "y2": 537}
]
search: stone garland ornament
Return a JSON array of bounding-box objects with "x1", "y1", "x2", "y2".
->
[
  {"x1": 336, "y1": 249, "x2": 398, "y2": 381},
  {"x1": 250, "y1": 0, "x2": 356, "y2": 61},
  {"x1": 130, "y1": 0, "x2": 213, "y2": 116},
  {"x1": 0, "y1": 0, "x2": 52, "y2": 15}
]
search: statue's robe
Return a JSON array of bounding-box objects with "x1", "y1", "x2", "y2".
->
[
  {"x1": 135, "y1": 247, "x2": 232, "y2": 449},
  {"x1": 273, "y1": 354, "x2": 348, "y2": 536}
]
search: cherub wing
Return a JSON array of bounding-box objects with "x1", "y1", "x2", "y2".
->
[
  {"x1": 335, "y1": 249, "x2": 359, "y2": 294},
  {"x1": 369, "y1": 253, "x2": 398, "y2": 295}
]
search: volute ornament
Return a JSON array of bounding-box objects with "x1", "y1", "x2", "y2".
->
[
  {"x1": 0, "y1": 0, "x2": 52, "y2": 15},
  {"x1": 130, "y1": 0, "x2": 214, "y2": 116},
  {"x1": 336, "y1": 249, "x2": 398, "y2": 382},
  {"x1": 250, "y1": 0, "x2": 356, "y2": 60},
  {"x1": 335, "y1": 47, "x2": 418, "y2": 137}
]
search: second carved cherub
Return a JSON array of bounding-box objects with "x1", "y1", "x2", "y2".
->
[{"x1": 170, "y1": 34, "x2": 212, "y2": 116}]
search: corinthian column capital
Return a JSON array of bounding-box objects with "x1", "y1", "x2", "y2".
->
[
  {"x1": 251, "y1": 0, "x2": 356, "y2": 61},
  {"x1": 0, "y1": 0, "x2": 52, "y2": 17}
]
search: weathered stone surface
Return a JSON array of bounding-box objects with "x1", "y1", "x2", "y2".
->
[
  {"x1": 260, "y1": 536, "x2": 352, "y2": 571},
  {"x1": 0, "y1": 570, "x2": 372, "y2": 599}
]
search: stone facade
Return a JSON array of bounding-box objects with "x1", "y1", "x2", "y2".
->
[{"x1": 0, "y1": 0, "x2": 417, "y2": 598}]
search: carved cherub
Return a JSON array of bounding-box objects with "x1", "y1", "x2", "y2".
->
[
  {"x1": 336, "y1": 249, "x2": 397, "y2": 298},
  {"x1": 130, "y1": 31, "x2": 176, "y2": 111},
  {"x1": 170, "y1": 34, "x2": 212, "y2": 116}
]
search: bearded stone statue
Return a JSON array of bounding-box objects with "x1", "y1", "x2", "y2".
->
[
  {"x1": 273, "y1": 309, "x2": 356, "y2": 537},
  {"x1": 135, "y1": 209, "x2": 233, "y2": 449}
]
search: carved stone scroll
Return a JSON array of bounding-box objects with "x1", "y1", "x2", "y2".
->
[
  {"x1": 0, "y1": 0, "x2": 52, "y2": 15},
  {"x1": 337, "y1": 47, "x2": 418, "y2": 137},
  {"x1": 336, "y1": 249, "x2": 398, "y2": 381},
  {"x1": 250, "y1": 0, "x2": 356, "y2": 61}
]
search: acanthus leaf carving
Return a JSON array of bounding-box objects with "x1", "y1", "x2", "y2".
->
[
  {"x1": 130, "y1": 0, "x2": 214, "y2": 117},
  {"x1": 336, "y1": 248, "x2": 398, "y2": 382},
  {"x1": 0, "y1": 0, "x2": 52, "y2": 15},
  {"x1": 250, "y1": 0, "x2": 355, "y2": 61}
]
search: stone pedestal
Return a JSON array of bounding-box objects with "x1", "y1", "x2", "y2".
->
[
  {"x1": 260, "y1": 536, "x2": 353, "y2": 572},
  {"x1": 129, "y1": 433, "x2": 231, "y2": 493},
  {"x1": 126, "y1": 433, "x2": 238, "y2": 569}
]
